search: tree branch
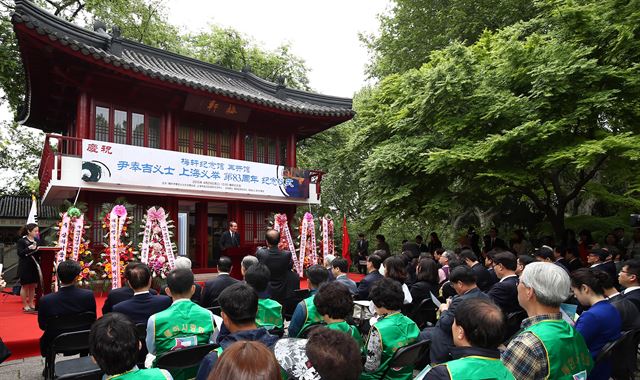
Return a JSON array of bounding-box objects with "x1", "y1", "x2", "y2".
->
[
  {"x1": 68, "y1": 1, "x2": 85, "y2": 22},
  {"x1": 538, "y1": 175, "x2": 553, "y2": 209},
  {"x1": 564, "y1": 154, "x2": 609, "y2": 203}
]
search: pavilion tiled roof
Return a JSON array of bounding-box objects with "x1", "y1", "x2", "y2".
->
[
  {"x1": 12, "y1": 0, "x2": 354, "y2": 119},
  {"x1": 0, "y1": 196, "x2": 58, "y2": 220}
]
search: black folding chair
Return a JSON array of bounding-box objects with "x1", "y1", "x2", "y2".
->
[
  {"x1": 135, "y1": 323, "x2": 148, "y2": 368},
  {"x1": 48, "y1": 330, "x2": 102, "y2": 380},
  {"x1": 504, "y1": 310, "x2": 527, "y2": 343},
  {"x1": 268, "y1": 327, "x2": 285, "y2": 338},
  {"x1": 408, "y1": 299, "x2": 438, "y2": 329},
  {"x1": 44, "y1": 312, "x2": 96, "y2": 379},
  {"x1": 595, "y1": 330, "x2": 634, "y2": 364},
  {"x1": 156, "y1": 343, "x2": 217, "y2": 374},
  {"x1": 206, "y1": 306, "x2": 221, "y2": 316},
  {"x1": 284, "y1": 289, "x2": 311, "y2": 320},
  {"x1": 378, "y1": 340, "x2": 430, "y2": 380}
]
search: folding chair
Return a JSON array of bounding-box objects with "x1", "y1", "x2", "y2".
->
[
  {"x1": 135, "y1": 323, "x2": 148, "y2": 368},
  {"x1": 284, "y1": 289, "x2": 310, "y2": 320},
  {"x1": 504, "y1": 310, "x2": 527, "y2": 343},
  {"x1": 595, "y1": 330, "x2": 633, "y2": 364},
  {"x1": 155, "y1": 343, "x2": 217, "y2": 376},
  {"x1": 48, "y1": 330, "x2": 102, "y2": 380},
  {"x1": 378, "y1": 340, "x2": 430, "y2": 380},
  {"x1": 268, "y1": 327, "x2": 285, "y2": 338},
  {"x1": 44, "y1": 312, "x2": 96, "y2": 379},
  {"x1": 206, "y1": 306, "x2": 221, "y2": 316},
  {"x1": 408, "y1": 299, "x2": 438, "y2": 329}
]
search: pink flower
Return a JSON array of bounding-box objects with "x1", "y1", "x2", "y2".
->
[
  {"x1": 113, "y1": 205, "x2": 127, "y2": 217},
  {"x1": 158, "y1": 255, "x2": 166, "y2": 264}
]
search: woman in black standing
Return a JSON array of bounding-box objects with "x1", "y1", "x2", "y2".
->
[{"x1": 17, "y1": 223, "x2": 40, "y2": 312}]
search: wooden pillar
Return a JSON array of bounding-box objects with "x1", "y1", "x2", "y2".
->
[
  {"x1": 287, "y1": 133, "x2": 297, "y2": 167},
  {"x1": 163, "y1": 111, "x2": 172, "y2": 150},
  {"x1": 195, "y1": 201, "x2": 209, "y2": 269},
  {"x1": 234, "y1": 124, "x2": 243, "y2": 160},
  {"x1": 76, "y1": 92, "x2": 89, "y2": 154}
]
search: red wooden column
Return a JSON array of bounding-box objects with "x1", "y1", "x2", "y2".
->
[
  {"x1": 233, "y1": 124, "x2": 243, "y2": 160},
  {"x1": 287, "y1": 133, "x2": 297, "y2": 167},
  {"x1": 75, "y1": 91, "x2": 89, "y2": 154},
  {"x1": 164, "y1": 111, "x2": 174, "y2": 150},
  {"x1": 195, "y1": 201, "x2": 209, "y2": 269}
]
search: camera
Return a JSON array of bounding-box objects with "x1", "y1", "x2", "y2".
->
[{"x1": 631, "y1": 214, "x2": 640, "y2": 228}]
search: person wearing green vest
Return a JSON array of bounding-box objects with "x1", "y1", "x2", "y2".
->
[
  {"x1": 361, "y1": 278, "x2": 420, "y2": 380},
  {"x1": 146, "y1": 268, "x2": 216, "y2": 380},
  {"x1": 90, "y1": 313, "x2": 172, "y2": 380},
  {"x1": 288, "y1": 265, "x2": 330, "y2": 337},
  {"x1": 417, "y1": 298, "x2": 515, "y2": 379},
  {"x1": 195, "y1": 283, "x2": 279, "y2": 380},
  {"x1": 502, "y1": 262, "x2": 593, "y2": 379},
  {"x1": 245, "y1": 263, "x2": 284, "y2": 330},
  {"x1": 314, "y1": 280, "x2": 364, "y2": 350}
]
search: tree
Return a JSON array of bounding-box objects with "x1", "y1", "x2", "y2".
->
[
  {"x1": 361, "y1": 0, "x2": 538, "y2": 78},
  {"x1": 349, "y1": 0, "x2": 640, "y2": 242}
]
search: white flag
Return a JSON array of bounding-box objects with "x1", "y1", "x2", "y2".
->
[{"x1": 27, "y1": 194, "x2": 38, "y2": 225}]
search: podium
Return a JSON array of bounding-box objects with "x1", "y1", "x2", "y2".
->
[
  {"x1": 223, "y1": 244, "x2": 260, "y2": 279},
  {"x1": 35, "y1": 246, "x2": 58, "y2": 308}
]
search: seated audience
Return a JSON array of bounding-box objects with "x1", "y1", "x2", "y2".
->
[
  {"x1": 533, "y1": 246, "x2": 555, "y2": 264},
  {"x1": 419, "y1": 298, "x2": 515, "y2": 380},
  {"x1": 196, "y1": 283, "x2": 278, "y2": 380},
  {"x1": 256, "y1": 229, "x2": 294, "y2": 305},
  {"x1": 244, "y1": 264, "x2": 284, "y2": 330},
  {"x1": 384, "y1": 255, "x2": 413, "y2": 304},
  {"x1": 146, "y1": 269, "x2": 215, "y2": 379},
  {"x1": 438, "y1": 250, "x2": 456, "y2": 280},
  {"x1": 356, "y1": 254, "x2": 383, "y2": 300},
  {"x1": 409, "y1": 257, "x2": 440, "y2": 310},
  {"x1": 208, "y1": 341, "x2": 280, "y2": 380},
  {"x1": 332, "y1": 257, "x2": 358, "y2": 295},
  {"x1": 502, "y1": 262, "x2": 592, "y2": 379},
  {"x1": 102, "y1": 262, "x2": 157, "y2": 314},
  {"x1": 362, "y1": 278, "x2": 419, "y2": 380},
  {"x1": 282, "y1": 266, "x2": 302, "y2": 316},
  {"x1": 90, "y1": 313, "x2": 172, "y2": 379},
  {"x1": 587, "y1": 248, "x2": 616, "y2": 281},
  {"x1": 275, "y1": 328, "x2": 362, "y2": 380},
  {"x1": 570, "y1": 268, "x2": 621, "y2": 380},
  {"x1": 438, "y1": 259, "x2": 464, "y2": 300},
  {"x1": 288, "y1": 265, "x2": 329, "y2": 337},
  {"x1": 173, "y1": 256, "x2": 202, "y2": 304},
  {"x1": 201, "y1": 256, "x2": 238, "y2": 308},
  {"x1": 113, "y1": 263, "x2": 171, "y2": 325},
  {"x1": 553, "y1": 246, "x2": 570, "y2": 272},
  {"x1": 38, "y1": 260, "x2": 96, "y2": 356},
  {"x1": 314, "y1": 281, "x2": 363, "y2": 349},
  {"x1": 323, "y1": 253, "x2": 336, "y2": 281},
  {"x1": 565, "y1": 246, "x2": 583, "y2": 272},
  {"x1": 240, "y1": 255, "x2": 258, "y2": 278},
  {"x1": 487, "y1": 251, "x2": 522, "y2": 314},
  {"x1": 419, "y1": 266, "x2": 489, "y2": 364},
  {"x1": 515, "y1": 254, "x2": 535, "y2": 276},
  {"x1": 620, "y1": 258, "x2": 640, "y2": 310},
  {"x1": 459, "y1": 249, "x2": 495, "y2": 291},
  {"x1": 483, "y1": 251, "x2": 500, "y2": 285}
]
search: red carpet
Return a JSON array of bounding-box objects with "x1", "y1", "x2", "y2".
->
[{"x1": 0, "y1": 273, "x2": 364, "y2": 362}]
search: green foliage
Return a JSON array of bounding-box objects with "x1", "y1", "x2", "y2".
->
[
  {"x1": 362, "y1": 0, "x2": 538, "y2": 78},
  {"x1": 348, "y1": 0, "x2": 640, "y2": 240}
]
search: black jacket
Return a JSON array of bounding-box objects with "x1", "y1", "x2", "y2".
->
[
  {"x1": 38, "y1": 286, "x2": 96, "y2": 355},
  {"x1": 356, "y1": 270, "x2": 383, "y2": 300},
  {"x1": 113, "y1": 292, "x2": 172, "y2": 325},
  {"x1": 256, "y1": 247, "x2": 293, "y2": 304},
  {"x1": 201, "y1": 274, "x2": 239, "y2": 308},
  {"x1": 409, "y1": 280, "x2": 440, "y2": 310},
  {"x1": 471, "y1": 263, "x2": 495, "y2": 292},
  {"x1": 219, "y1": 230, "x2": 240, "y2": 251},
  {"x1": 102, "y1": 286, "x2": 158, "y2": 314},
  {"x1": 487, "y1": 275, "x2": 522, "y2": 314}
]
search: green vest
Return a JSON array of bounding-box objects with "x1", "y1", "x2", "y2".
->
[
  {"x1": 256, "y1": 298, "x2": 284, "y2": 329},
  {"x1": 360, "y1": 312, "x2": 420, "y2": 380},
  {"x1": 107, "y1": 368, "x2": 171, "y2": 380},
  {"x1": 297, "y1": 295, "x2": 324, "y2": 337},
  {"x1": 445, "y1": 356, "x2": 515, "y2": 380},
  {"x1": 326, "y1": 321, "x2": 364, "y2": 350},
  {"x1": 525, "y1": 319, "x2": 593, "y2": 379},
  {"x1": 152, "y1": 300, "x2": 215, "y2": 380}
]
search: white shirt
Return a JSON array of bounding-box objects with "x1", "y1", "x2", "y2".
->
[
  {"x1": 499, "y1": 274, "x2": 518, "y2": 283},
  {"x1": 133, "y1": 290, "x2": 150, "y2": 296},
  {"x1": 624, "y1": 286, "x2": 640, "y2": 294}
]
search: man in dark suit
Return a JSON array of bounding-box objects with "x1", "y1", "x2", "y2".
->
[
  {"x1": 219, "y1": 221, "x2": 240, "y2": 252},
  {"x1": 113, "y1": 263, "x2": 171, "y2": 325},
  {"x1": 201, "y1": 256, "x2": 239, "y2": 308},
  {"x1": 331, "y1": 257, "x2": 358, "y2": 295},
  {"x1": 256, "y1": 229, "x2": 293, "y2": 305},
  {"x1": 459, "y1": 249, "x2": 495, "y2": 292},
  {"x1": 356, "y1": 254, "x2": 383, "y2": 300},
  {"x1": 418, "y1": 266, "x2": 489, "y2": 363},
  {"x1": 620, "y1": 259, "x2": 640, "y2": 311},
  {"x1": 487, "y1": 252, "x2": 522, "y2": 314},
  {"x1": 484, "y1": 227, "x2": 507, "y2": 252},
  {"x1": 356, "y1": 233, "x2": 369, "y2": 274},
  {"x1": 565, "y1": 247, "x2": 583, "y2": 272},
  {"x1": 38, "y1": 260, "x2": 96, "y2": 356},
  {"x1": 102, "y1": 263, "x2": 158, "y2": 314}
]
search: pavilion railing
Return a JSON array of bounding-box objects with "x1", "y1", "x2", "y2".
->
[{"x1": 38, "y1": 134, "x2": 83, "y2": 197}]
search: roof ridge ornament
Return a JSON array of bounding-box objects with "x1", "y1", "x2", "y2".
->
[{"x1": 275, "y1": 76, "x2": 287, "y2": 100}]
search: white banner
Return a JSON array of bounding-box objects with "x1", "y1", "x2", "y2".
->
[{"x1": 81, "y1": 140, "x2": 310, "y2": 200}]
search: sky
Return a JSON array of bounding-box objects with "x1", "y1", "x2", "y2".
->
[{"x1": 0, "y1": 0, "x2": 390, "y2": 124}]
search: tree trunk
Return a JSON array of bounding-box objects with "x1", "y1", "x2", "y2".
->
[{"x1": 548, "y1": 209, "x2": 566, "y2": 244}]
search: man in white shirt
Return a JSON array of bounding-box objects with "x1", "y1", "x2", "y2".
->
[
  {"x1": 620, "y1": 259, "x2": 640, "y2": 310},
  {"x1": 487, "y1": 252, "x2": 522, "y2": 314}
]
